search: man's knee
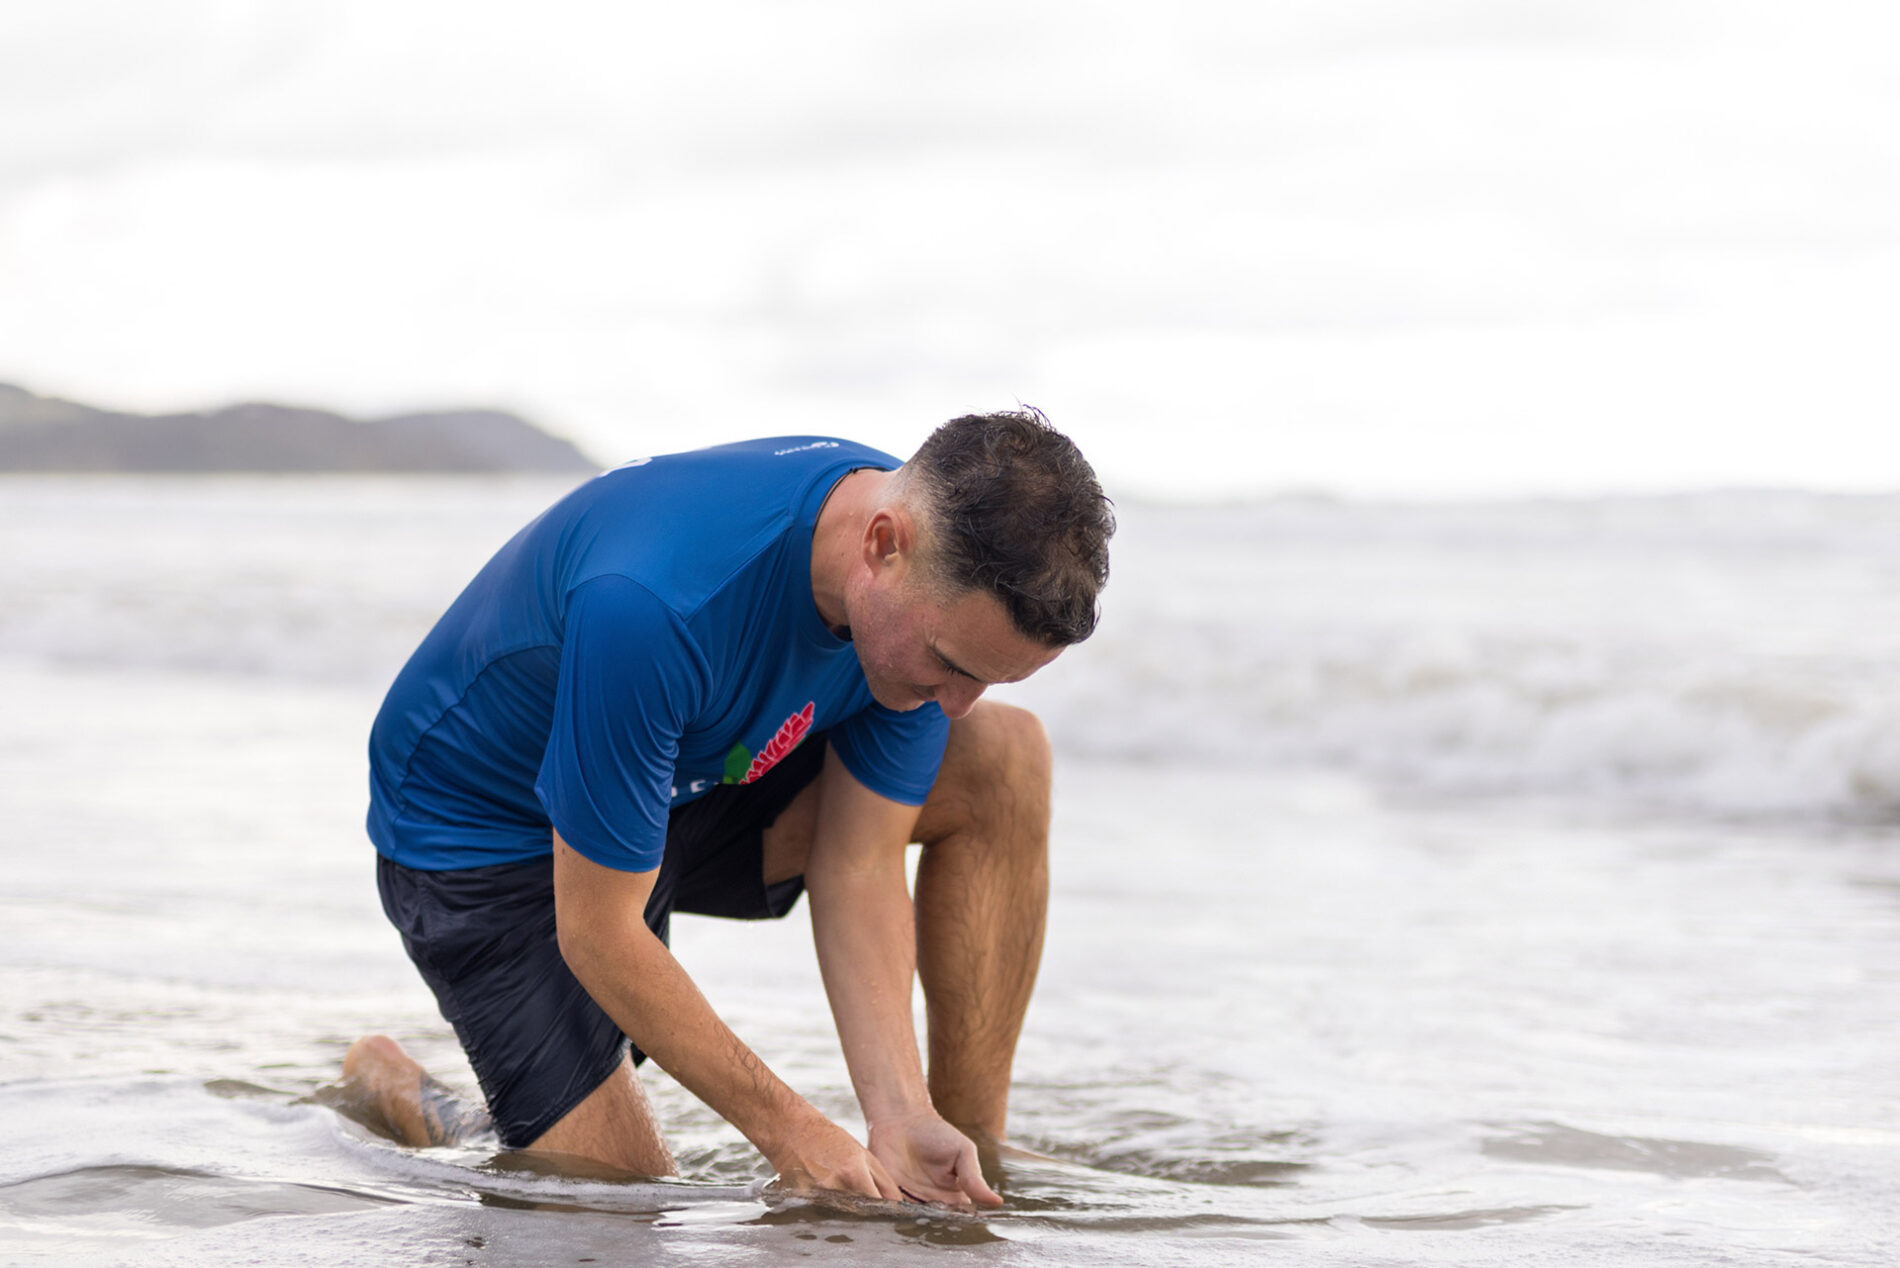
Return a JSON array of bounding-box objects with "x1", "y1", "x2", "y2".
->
[
  {"x1": 920, "y1": 701, "x2": 1052, "y2": 843},
  {"x1": 958, "y1": 700, "x2": 1051, "y2": 786}
]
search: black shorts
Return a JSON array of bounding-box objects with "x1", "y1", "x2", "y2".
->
[{"x1": 376, "y1": 735, "x2": 827, "y2": 1149}]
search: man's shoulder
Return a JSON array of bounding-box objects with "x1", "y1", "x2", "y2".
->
[
  {"x1": 605, "y1": 435, "x2": 898, "y2": 474},
  {"x1": 561, "y1": 436, "x2": 896, "y2": 616},
  {"x1": 583, "y1": 437, "x2": 894, "y2": 514}
]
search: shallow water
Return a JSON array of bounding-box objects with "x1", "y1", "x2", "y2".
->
[{"x1": 3, "y1": 479, "x2": 1899, "y2": 1265}]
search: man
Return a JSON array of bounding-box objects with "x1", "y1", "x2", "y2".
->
[{"x1": 337, "y1": 410, "x2": 1113, "y2": 1207}]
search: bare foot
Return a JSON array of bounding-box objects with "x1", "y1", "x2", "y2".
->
[{"x1": 318, "y1": 1034, "x2": 491, "y2": 1147}]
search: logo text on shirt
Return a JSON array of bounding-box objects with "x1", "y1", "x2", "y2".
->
[{"x1": 726, "y1": 702, "x2": 816, "y2": 786}]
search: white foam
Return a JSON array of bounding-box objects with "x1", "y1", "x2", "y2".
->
[
  {"x1": 7, "y1": 479, "x2": 1900, "y2": 826},
  {"x1": 1010, "y1": 492, "x2": 1900, "y2": 825}
]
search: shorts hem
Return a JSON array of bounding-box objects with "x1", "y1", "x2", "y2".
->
[{"x1": 499, "y1": 1035, "x2": 632, "y2": 1150}]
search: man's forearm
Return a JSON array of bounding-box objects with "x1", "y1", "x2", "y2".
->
[
  {"x1": 804, "y1": 821, "x2": 935, "y2": 1129},
  {"x1": 800, "y1": 764, "x2": 1003, "y2": 1208},
  {"x1": 557, "y1": 900, "x2": 827, "y2": 1157},
  {"x1": 549, "y1": 834, "x2": 839, "y2": 1170}
]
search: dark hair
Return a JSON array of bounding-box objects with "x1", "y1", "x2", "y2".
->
[{"x1": 903, "y1": 408, "x2": 1114, "y2": 645}]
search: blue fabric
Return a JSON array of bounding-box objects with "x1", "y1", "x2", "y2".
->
[{"x1": 367, "y1": 437, "x2": 950, "y2": 873}]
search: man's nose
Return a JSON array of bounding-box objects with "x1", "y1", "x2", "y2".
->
[{"x1": 936, "y1": 679, "x2": 986, "y2": 720}]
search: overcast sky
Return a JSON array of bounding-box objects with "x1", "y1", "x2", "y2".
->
[{"x1": 1, "y1": 1, "x2": 1896, "y2": 498}]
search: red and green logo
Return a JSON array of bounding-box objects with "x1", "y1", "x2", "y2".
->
[{"x1": 723, "y1": 701, "x2": 816, "y2": 785}]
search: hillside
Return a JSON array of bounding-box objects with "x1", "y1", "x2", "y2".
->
[{"x1": 0, "y1": 383, "x2": 599, "y2": 474}]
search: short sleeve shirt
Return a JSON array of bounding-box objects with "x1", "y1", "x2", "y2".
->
[{"x1": 366, "y1": 438, "x2": 950, "y2": 872}]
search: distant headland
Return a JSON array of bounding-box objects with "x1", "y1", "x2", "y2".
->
[{"x1": 0, "y1": 382, "x2": 599, "y2": 474}]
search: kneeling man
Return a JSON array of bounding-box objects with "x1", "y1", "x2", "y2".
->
[{"x1": 340, "y1": 410, "x2": 1113, "y2": 1206}]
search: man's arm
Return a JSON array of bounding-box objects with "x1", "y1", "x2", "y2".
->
[
  {"x1": 550, "y1": 831, "x2": 902, "y2": 1199},
  {"x1": 802, "y1": 748, "x2": 1003, "y2": 1207}
]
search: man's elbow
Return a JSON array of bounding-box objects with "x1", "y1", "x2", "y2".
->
[
  {"x1": 553, "y1": 913, "x2": 594, "y2": 979},
  {"x1": 554, "y1": 893, "x2": 662, "y2": 988},
  {"x1": 550, "y1": 831, "x2": 663, "y2": 979}
]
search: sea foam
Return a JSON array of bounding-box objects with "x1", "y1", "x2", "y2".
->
[
  {"x1": 5, "y1": 479, "x2": 1897, "y2": 826},
  {"x1": 1015, "y1": 491, "x2": 1900, "y2": 826}
]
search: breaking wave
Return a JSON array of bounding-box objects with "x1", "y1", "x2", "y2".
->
[
  {"x1": 1020, "y1": 491, "x2": 1900, "y2": 826},
  {"x1": 5, "y1": 478, "x2": 1899, "y2": 826}
]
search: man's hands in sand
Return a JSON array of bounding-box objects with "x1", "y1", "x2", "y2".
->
[
  {"x1": 868, "y1": 1111, "x2": 1003, "y2": 1207},
  {"x1": 768, "y1": 1108, "x2": 908, "y2": 1203},
  {"x1": 769, "y1": 1107, "x2": 1001, "y2": 1209}
]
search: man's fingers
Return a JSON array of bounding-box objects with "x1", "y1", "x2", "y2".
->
[
  {"x1": 865, "y1": 1153, "x2": 907, "y2": 1203},
  {"x1": 899, "y1": 1181, "x2": 977, "y2": 1207},
  {"x1": 779, "y1": 1158, "x2": 904, "y2": 1204},
  {"x1": 864, "y1": 1118, "x2": 1007, "y2": 1209},
  {"x1": 958, "y1": 1169, "x2": 1003, "y2": 1207},
  {"x1": 887, "y1": 1147, "x2": 1001, "y2": 1208},
  {"x1": 953, "y1": 1143, "x2": 1003, "y2": 1207}
]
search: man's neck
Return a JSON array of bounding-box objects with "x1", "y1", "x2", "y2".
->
[{"x1": 809, "y1": 467, "x2": 885, "y2": 636}]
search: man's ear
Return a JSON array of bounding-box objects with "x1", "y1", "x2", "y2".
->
[{"x1": 861, "y1": 505, "x2": 916, "y2": 575}]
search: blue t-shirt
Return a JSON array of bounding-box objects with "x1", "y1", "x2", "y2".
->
[{"x1": 367, "y1": 437, "x2": 950, "y2": 873}]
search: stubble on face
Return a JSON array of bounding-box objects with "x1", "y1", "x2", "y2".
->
[{"x1": 855, "y1": 574, "x2": 1061, "y2": 718}]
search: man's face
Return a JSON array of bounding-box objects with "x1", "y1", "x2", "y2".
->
[{"x1": 850, "y1": 571, "x2": 1062, "y2": 720}]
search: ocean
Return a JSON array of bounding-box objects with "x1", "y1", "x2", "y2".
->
[{"x1": 2, "y1": 476, "x2": 1897, "y2": 1266}]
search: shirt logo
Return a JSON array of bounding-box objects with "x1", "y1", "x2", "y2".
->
[
  {"x1": 772, "y1": 441, "x2": 840, "y2": 457},
  {"x1": 723, "y1": 701, "x2": 816, "y2": 785}
]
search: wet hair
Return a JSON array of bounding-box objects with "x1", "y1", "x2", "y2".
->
[{"x1": 900, "y1": 408, "x2": 1114, "y2": 646}]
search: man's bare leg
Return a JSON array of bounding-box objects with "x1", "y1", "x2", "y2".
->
[
  {"x1": 522, "y1": 1054, "x2": 677, "y2": 1177},
  {"x1": 909, "y1": 702, "x2": 1052, "y2": 1144},
  {"x1": 334, "y1": 1035, "x2": 676, "y2": 1177},
  {"x1": 332, "y1": 1034, "x2": 493, "y2": 1146}
]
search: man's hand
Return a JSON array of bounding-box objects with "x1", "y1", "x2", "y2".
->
[
  {"x1": 868, "y1": 1111, "x2": 1003, "y2": 1207},
  {"x1": 768, "y1": 1106, "x2": 907, "y2": 1202}
]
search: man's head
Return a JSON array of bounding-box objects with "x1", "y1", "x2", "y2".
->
[
  {"x1": 894, "y1": 408, "x2": 1114, "y2": 647},
  {"x1": 842, "y1": 409, "x2": 1113, "y2": 718}
]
